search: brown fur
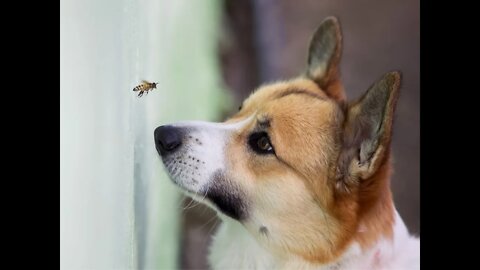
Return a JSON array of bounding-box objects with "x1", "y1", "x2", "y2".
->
[{"x1": 219, "y1": 17, "x2": 400, "y2": 264}]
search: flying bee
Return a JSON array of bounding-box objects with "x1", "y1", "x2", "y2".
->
[{"x1": 133, "y1": 80, "x2": 158, "y2": 97}]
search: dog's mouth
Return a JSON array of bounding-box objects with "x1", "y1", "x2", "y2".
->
[
  {"x1": 154, "y1": 125, "x2": 212, "y2": 193},
  {"x1": 160, "y1": 150, "x2": 206, "y2": 194},
  {"x1": 160, "y1": 155, "x2": 248, "y2": 220},
  {"x1": 154, "y1": 123, "x2": 249, "y2": 220}
]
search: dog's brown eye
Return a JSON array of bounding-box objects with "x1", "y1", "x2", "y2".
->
[
  {"x1": 248, "y1": 132, "x2": 275, "y2": 155},
  {"x1": 257, "y1": 136, "x2": 271, "y2": 151}
]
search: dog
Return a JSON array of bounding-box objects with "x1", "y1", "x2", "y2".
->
[{"x1": 154, "y1": 16, "x2": 420, "y2": 270}]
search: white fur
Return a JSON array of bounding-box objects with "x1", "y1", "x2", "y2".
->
[
  {"x1": 209, "y1": 211, "x2": 419, "y2": 270},
  {"x1": 209, "y1": 216, "x2": 276, "y2": 269},
  {"x1": 163, "y1": 117, "x2": 253, "y2": 194}
]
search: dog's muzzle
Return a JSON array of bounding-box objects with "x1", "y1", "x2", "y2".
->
[
  {"x1": 154, "y1": 125, "x2": 182, "y2": 156},
  {"x1": 153, "y1": 122, "x2": 249, "y2": 220}
]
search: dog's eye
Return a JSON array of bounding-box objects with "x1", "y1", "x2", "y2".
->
[
  {"x1": 257, "y1": 136, "x2": 271, "y2": 151},
  {"x1": 248, "y1": 132, "x2": 275, "y2": 154}
]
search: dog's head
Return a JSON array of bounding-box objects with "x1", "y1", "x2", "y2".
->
[{"x1": 154, "y1": 17, "x2": 400, "y2": 263}]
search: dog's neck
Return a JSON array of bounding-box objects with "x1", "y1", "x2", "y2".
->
[{"x1": 208, "y1": 209, "x2": 419, "y2": 270}]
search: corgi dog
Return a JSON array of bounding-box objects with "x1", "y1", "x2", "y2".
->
[{"x1": 154, "y1": 16, "x2": 420, "y2": 270}]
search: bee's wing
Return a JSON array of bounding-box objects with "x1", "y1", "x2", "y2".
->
[{"x1": 141, "y1": 80, "x2": 151, "y2": 84}]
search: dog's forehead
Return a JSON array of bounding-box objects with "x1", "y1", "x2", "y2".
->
[
  {"x1": 245, "y1": 78, "x2": 328, "y2": 109},
  {"x1": 229, "y1": 78, "x2": 336, "y2": 124}
]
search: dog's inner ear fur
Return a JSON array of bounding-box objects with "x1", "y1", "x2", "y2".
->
[
  {"x1": 306, "y1": 16, "x2": 345, "y2": 102},
  {"x1": 335, "y1": 72, "x2": 401, "y2": 192}
]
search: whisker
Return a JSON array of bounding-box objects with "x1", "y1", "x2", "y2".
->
[
  {"x1": 182, "y1": 197, "x2": 198, "y2": 210},
  {"x1": 182, "y1": 183, "x2": 210, "y2": 210},
  {"x1": 196, "y1": 213, "x2": 219, "y2": 231},
  {"x1": 205, "y1": 218, "x2": 221, "y2": 240}
]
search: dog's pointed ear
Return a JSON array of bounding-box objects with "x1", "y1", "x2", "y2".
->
[
  {"x1": 306, "y1": 16, "x2": 345, "y2": 102},
  {"x1": 335, "y1": 72, "x2": 401, "y2": 191}
]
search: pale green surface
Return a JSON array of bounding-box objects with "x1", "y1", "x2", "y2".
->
[
  {"x1": 61, "y1": 0, "x2": 226, "y2": 269},
  {"x1": 142, "y1": 1, "x2": 227, "y2": 269}
]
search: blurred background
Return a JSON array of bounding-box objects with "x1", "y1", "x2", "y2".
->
[{"x1": 61, "y1": 0, "x2": 418, "y2": 269}]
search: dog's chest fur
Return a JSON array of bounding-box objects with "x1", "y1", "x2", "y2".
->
[{"x1": 208, "y1": 211, "x2": 419, "y2": 270}]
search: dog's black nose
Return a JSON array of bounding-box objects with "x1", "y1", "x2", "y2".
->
[{"x1": 154, "y1": 125, "x2": 182, "y2": 155}]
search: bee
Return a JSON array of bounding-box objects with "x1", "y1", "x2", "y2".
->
[{"x1": 133, "y1": 80, "x2": 158, "y2": 97}]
